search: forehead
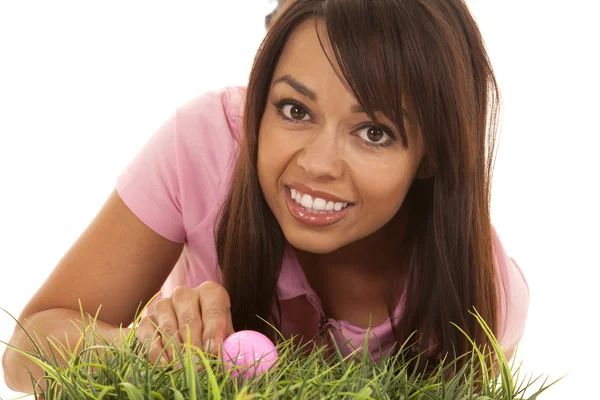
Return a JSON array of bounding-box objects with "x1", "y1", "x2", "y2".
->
[
  {"x1": 270, "y1": 17, "x2": 418, "y2": 137},
  {"x1": 275, "y1": 19, "x2": 340, "y2": 76},
  {"x1": 271, "y1": 18, "x2": 357, "y2": 107}
]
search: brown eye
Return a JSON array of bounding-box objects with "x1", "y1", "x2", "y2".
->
[
  {"x1": 366, "y1": 127, "x2": 384, "y2": 142},
  {"x1": 282, "y1": 104, "x2": 310, "y2": 121},
  {"x1": 290, "y1": 105, "x2": 306, "y2": 120},
  {"x1": 357, "y1": 125, "x2": 390, "y2": 145}
]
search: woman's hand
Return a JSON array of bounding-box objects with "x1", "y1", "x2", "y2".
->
[{"x1": 136, "y1": 281, "x2": 235, "y2": 366}]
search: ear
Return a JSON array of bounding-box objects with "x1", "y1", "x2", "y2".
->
[{"x1": 416, "y1": 157, "x2": 434, "y2": 180}]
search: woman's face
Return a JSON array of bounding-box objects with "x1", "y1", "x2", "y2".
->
[{"x1": 258, "y1": 19, "x2": 426, "y2": 254}]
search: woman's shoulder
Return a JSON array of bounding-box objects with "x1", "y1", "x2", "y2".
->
[
  {"x1": 177, "y1": 86, "x2": 246, "y2": 140},
  {"x1": 115, "y1": 86, "x2": 248, "y2": 242},
  {"x1": 491, "y1": 225, "x2": 530, "y2": 353},
  {"x1": 170, "y1": 86, "x2": 248, "y2": 220}
]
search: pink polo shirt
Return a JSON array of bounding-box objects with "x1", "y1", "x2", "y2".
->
[{"x1": 116, "y1": 87, "x2": 530, "y2": 361}]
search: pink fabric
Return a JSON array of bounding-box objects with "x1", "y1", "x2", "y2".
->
[{"x1": 116, "y1": 87, "x2": 530, "y2": 361}]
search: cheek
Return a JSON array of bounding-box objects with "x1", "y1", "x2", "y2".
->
[
  {"x1": 352, "y1": 160, "x2": 418, "y2": 215},
  {"x1": 364, "y1": 180, "x2": 409, "y2": 213},
  {"x1": 257, "y1": 133, "x2": 274, "y2": 194},
  {"x1": 257, "y1": 125, "x2": 295, "y2": 190}
]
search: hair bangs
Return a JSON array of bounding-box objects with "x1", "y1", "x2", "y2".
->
[{"x1": 320, "y1": 0, "x2": 410, "y2": 147}]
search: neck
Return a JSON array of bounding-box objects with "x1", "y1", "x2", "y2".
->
[
  {"x1": 296, "y1": 208, "x2": 408, "y2": 274},
  {"x1": 293, "y1": 209, "x2": 409, "y2": 323}
]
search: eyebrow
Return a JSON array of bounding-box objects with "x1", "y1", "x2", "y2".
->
[
  {"x1": 272, "y1": 74, "x2": 407, "y2": 119},
  {"x1": 272, "y1": 75, "x2": 318, "y2": 102}
]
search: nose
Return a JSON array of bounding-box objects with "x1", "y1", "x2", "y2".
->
[{"x1": 296, "y1": 130, "x2": 345, "y2": 179}]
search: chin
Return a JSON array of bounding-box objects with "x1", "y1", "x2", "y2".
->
[{"x1": 282, "y1": 230, "x2": 345, "y2": 254}]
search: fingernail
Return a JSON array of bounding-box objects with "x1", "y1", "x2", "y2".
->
[
  {"x1": 160, "y1": 355, "x2": 169, "y2": 366},
  {"x1": 204, "y1": 339, "x2": 212, "y2": 353}
]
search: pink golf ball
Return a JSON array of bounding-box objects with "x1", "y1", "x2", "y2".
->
[{"x1": 222, "y1": 330, "x2": 278, "y2": 379}]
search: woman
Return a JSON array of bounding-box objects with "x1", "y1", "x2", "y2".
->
[{"x1": 3, "y1": 0, "x2": 529, "y2": 393}]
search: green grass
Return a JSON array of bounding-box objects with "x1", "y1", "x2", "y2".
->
[{"x1": 1, "y1": 302, "x2": 561, "y2": 400}]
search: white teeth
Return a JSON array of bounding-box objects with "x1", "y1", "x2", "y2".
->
[
  {"x1": 289, "y1": 187, "x2": 350, "y2": 212},
  {"x1": 301, "y1": 194, "x2": 313, "y2": 208},
  {"x1": 313, "y1": 198, "x2": 327, "y2": 211}
]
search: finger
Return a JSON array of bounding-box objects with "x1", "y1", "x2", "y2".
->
[
  {"x1": 197, "y1": 281, "x2": 231, "y2": 355},
  {"x1": 172, "y1": 286, "x2": 204, "y2": 355},
  {"x1": 149, "y1": 337, "x2": 169, "y2": 367},
  {"x1": 225, "y1": 309, "x2": 235, "y2": 337},
  {"x1": 137, "y1": 316, "x2": 167, "y2": 365},
  {"x1": 152, "y1": 298, "x2": 182, "y2": 363},
  {"x1": 215, "y1": 312, "x2": 235, "y2": 360}
]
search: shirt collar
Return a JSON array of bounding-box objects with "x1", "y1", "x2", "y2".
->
[{"x1": 275, "y1": 242, "x2": 317, "y2": 300}]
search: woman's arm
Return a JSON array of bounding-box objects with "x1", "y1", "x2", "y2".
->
[{"x1": 2, "y1": 189, "x2": 184, "y2": 393}]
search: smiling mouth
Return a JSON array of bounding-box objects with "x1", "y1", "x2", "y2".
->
[{"x1": 287, "y1": 186, "x2": 351, "y2": 214}]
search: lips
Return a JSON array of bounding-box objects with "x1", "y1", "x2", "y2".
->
[
  {"x1": 284, "y1": 184, "x2": 353, "y2": 227},
  {"x1": 288, "y1": 187, "x2": 349, "y2": 214},
  {"x1": 286, "y1": 182, "x2": 351, "y2": 201}
]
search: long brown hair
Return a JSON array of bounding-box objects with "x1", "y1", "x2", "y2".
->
[{"x1": 216, "y1": 0, "x2": 501, "y2": 364}]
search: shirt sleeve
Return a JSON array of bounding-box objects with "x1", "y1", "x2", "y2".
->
[
  {"x1": 116, "y1": 113, "x2": 186, "y2": 243},
  {"x1": 115, "y1": 87, "x2": 242, "y2": 244},
  {"x1": 492, "y1": 226, "x2": 530, "y2": 357}
]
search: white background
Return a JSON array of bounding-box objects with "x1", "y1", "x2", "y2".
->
[{"x1": 0, "y1": 1, "x2": 598, "y2": 398}]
